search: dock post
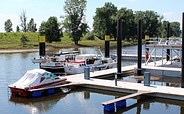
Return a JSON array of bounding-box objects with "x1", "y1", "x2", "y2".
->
[
  {"x1": 117, "y1": 19, "x2": 122, "y2": 77},
  {"x1": 105, "y1": 35, "x2": 110, "y2": 58},
  {"x1": 137, "y1": 20, "x2": 143, "y2": 75},
  {"x1": 144, "y1": 72, "x2": 150, "y2": 86},
  {"x1": 166, "y1": 23, "x2": 170, "y2": 61},
  {"x1": 182, "y1": 12, "x2": 184, "y2": 88},
  {"x1": 115, "y1": 73, "x2": 117, "y2": 86},
  {"x1": 84, "y1": 66, "x2": 90, "y2": 80},
  {"x1": 39, "y1": 36, "x2": 46, "y2": 57}
]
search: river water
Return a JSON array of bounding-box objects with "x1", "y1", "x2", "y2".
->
[{"x1": 0, "y1": 47, "x2": 183, "y2": 114}]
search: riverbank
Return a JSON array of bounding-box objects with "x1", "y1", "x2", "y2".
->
[{"x1": 0, "y1": 49, "x2": 38, "y2": 54}]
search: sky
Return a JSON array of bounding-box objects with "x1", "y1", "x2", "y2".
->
[{"x1": 0, "y1": 0, "x2": 184, "y2": 32}]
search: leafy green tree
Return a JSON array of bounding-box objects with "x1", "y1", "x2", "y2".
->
[
  {"x1": 16, "y1": 25, "x2": 20, "y2": 32},
  {"x1": 20, "y1": 10, "x2": 27, "y2": 32},
  {"x1": 27, "y1": 18, "x2": 37, "y2": 32},
  {"x1": 170, "y1": 22, "x2": 181, "y2": 37},
  {"x1": 20, "y1": 35, "x2": 28, "y2": 47},
  {"x1": 93, "y1": 2, "x2": 117, "y2": 40},
  {"x1": 116, "y1": 8, "x2": 136, "y2": 40},
  {"x1": 4, "y1": 19, "x2": 13, "y2": 32},
  {"x1": 63, "y1": 0, "x2": 88, "y2": 45},
  {"x1": 135, "y1": 10, "x2": 160, "y2": 37},
  {"x1": 39, "y1": 16, "x2": 62, "y2": 43}
]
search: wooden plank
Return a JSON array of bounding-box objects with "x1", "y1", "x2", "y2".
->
[
  {"x1": 102, "y1": 90, "x2": 153, "y2": 106},
  {"x1": 29, "y1": 82, "x2": 82, "y2": 92}
]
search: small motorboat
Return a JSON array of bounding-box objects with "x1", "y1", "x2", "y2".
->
[
  {"x1": 8, "y1": 69, "x2": 67, "y2": 97},
  {"x1": 32, "y1": 57, "x2": 48, "y2": 63},
  {"x1": 64, "y1": 54, "x2": 117, "y2": 75}
]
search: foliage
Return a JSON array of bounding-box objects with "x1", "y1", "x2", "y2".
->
[
  {"x1": 0, "y1": 32, "x2": 39, "y2": 49},
  {"x1": 84, "y1": 32, "x2": 95, "y2": 40},
  {"x1": 170, "y1": 22, "x2": 181, "y2": 37},
  {"x1": 116, "y1": 8, "x2": 136, "y2": 40},
  {"x1": 20, "y1": 35, "x2": 28, "y2": 46},
  {"x1": 39, "y1": 16, "x2": 62, "y2": 43},
  {"x1": 63, "y1": 0, "x2": 88, "y2": 45},
  {"x1": 16, "y1": 26, "x2": 20, "y2": 32},
  {"x1": 27, "y1": 18, "x2": 37, "y2": 32},
  {"x1": 134, "y1": 10, "x2": 160, "y2": 37},
  {"x1": 93, "y1": 2, "x2": 117, "y2": 40},
  {"x1": 20, "y1": 10, "x2": 27, "y2": 32},
  {"x1": 4, "y1": 19, "x2": 13, "y2": 32},
  {"x1": 93, "y1": 3, "x2": 181, "y2": 40}
]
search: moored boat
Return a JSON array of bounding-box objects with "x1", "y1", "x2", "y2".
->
[
  {"x1": 64, "y1": 54, "x2": 117, "y2": 75},
  {"x1": 8, "y1": 69, "x2": 67, "y2": 97}
]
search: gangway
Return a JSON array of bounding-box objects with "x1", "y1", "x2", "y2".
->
[{"x1": 145, "y1": 37, "x2": 182, "y2": 67}]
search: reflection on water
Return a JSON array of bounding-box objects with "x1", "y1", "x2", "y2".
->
[
  {"x1": 0, "y1": 47, "x2": 184, "y2": 114},
  {"x1": 8, "y1": 88, "x2": 184, "y2": 114},
  {"x1": 10, "y1": 93, "x2": 67, "y2": 112}
]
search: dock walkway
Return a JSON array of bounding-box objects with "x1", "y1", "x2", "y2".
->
[{"x1": 63, "y1": 69, "x2": 184, "y2": 101}]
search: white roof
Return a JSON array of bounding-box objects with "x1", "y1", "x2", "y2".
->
[{"x1": 28, "y1": 69, "x2": 48, "y2": 74}]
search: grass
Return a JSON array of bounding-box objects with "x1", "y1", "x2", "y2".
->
[{"x1": 0, "y1": 32, "x2": 138, "y2": 50}]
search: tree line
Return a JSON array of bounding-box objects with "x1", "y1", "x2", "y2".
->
[{"x1": 3, "y1": 0, "x2": 181, "y2": 45}]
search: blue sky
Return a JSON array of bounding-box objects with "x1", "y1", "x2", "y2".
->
[{"x1": 0, "y1": 0, "x2": 184, "y2": 32}]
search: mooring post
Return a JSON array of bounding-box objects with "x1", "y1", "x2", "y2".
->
[
  {"x1": 39, "y1": 36, "x2": 46, "y2": 57},
  {"x1": 181, "y1": 12, "x2": 184, "y2": 88},
  {"x1": 105, "y1": 35, "x2": 110, "y2": 58},
  {"x1": 137, "y1": 20, "x2": 143, "y2": 75},
  {"x1": 117, "y1": 19, "x2": 122, "y2": 77},
  {"x1": 39, "y1": 36, "x2": 46, "y2": 68},
  {"x1": 84, "y1": 66, "x2": 90, "y2": 80},
  {"x1": 115, "y1": 73, "x2": 117, "y2": 86},
  {"x1": 144, "y1": 72, "x2": 150, "y2": 86},
  {"x1": 166, "y1": 23, "x2": 170, "y2": 61}
]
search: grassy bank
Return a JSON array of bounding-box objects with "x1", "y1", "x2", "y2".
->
[{"x1": 0, "y1": 32, "x2": 138, "y2": 50}]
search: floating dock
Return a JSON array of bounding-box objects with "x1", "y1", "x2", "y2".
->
[{"x1": 62, "y1": 72, "x2": 184, "y2": 102}]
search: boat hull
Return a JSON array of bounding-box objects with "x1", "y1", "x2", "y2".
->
[{"x1": 9, "y1": 78, "x2": 67, "y2": 97}]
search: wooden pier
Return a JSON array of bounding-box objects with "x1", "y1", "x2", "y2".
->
[
  {"x1": 102, "y1": 90, "x2": 153, "y2": 106},
  {"x1": 61, "y1": 68, "x2": 184, "y2": 102}
]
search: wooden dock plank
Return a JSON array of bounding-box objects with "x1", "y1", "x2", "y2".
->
[{"x1": 102, "y1": 90, "x2": 153, "y2": 106}]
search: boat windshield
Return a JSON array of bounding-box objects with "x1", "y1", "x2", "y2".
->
[{"x1": 42, "y1": 72, "x2": 57, "y2": 79}]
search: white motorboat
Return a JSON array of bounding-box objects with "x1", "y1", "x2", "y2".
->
[
  {"x1": 64, "y1": 54, "x2": 117, "y2": 75},
  {"x1": 8, "y1": 69, "x2": 67, "y2": 97}
]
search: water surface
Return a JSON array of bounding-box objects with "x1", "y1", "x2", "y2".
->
[{"x1": 0, "y1": 47, "x2": 183, "y2": 114}]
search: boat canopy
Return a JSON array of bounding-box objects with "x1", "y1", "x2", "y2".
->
[{"x1": 10, "y1": 69, "x2": 50, "y2": 89}]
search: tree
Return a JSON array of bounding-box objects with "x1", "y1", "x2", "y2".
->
[
  {"x1": 20, "y1": 10, "x2": 27, "y2": 32},
  {"x1": 135, "y1": 10, "x2": 160, "y2": 37},
  {"x1": 27, "y1": 18, "x2": 37, "y2": 32},
  {"x1": 39, "y1": 16, "x2": 62, "y2": 43},
  {"x1": 116, "y1": 8, "x2": 136, "y2": 40},
  {"x1": 63, "y1": 0, "x2": 88, "y2": 45},
  {"x1": 170, "y1": 22, "x2": 181, "y2": 37},
  {"x1": 20, "y1": 35, "x2": 28, "y2": 47},
  {"x1": 16, "y1": 25, "x2": 20, "y2": 32},
  {"x1": 93, "y1": 2, "x2": 117, "y2": 40},
  {"x1": 4, "y1": 19, "x2": 13, "y2": 32}
]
